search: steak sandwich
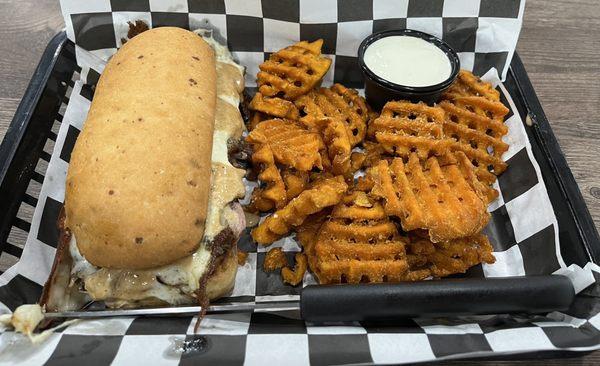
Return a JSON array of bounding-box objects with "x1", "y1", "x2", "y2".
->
[{"x1": 40, "y1": 27, "x2": 247, "y2": 311}]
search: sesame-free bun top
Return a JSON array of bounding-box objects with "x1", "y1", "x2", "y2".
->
[{"x1": 65, "y1": 27, "x2": 216, "y2": 270}]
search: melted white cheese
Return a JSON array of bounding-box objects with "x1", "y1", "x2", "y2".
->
[
  {"x1": 219, "y1": 94, "x2": 240, "y2": 108},
  {"x1": 210, "y1": 130, "x2": 230, "y2": 168},
  {"x1": 0, "y1": 306, "x2": 78, "y2": 344},
  {"x1": 4, "y1": 304, "x2": 44, "y2": 336}
]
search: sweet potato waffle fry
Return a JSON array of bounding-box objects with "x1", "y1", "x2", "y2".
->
[
  {"x1": 257, "y1": 40, "x2": 332, "y2": 100},
  {"x1": 252, "y1": 176, "x2": 348, "y2": 245},
  {"x1": 295, "y1": 84, "x2": 369, "y2": 146},
  {"x1": 312, "y1": 191, "x2": 427, "y2": 284},
  {"x1": 443, "y1": 70, "x2": 500, "y2": 101},
  {"x1": 295, "y1": 210, "x2": 331, "y2": 273},
  {"x1": 282, "y1": 169, "x2": 309, "y2": 201},
  {"x1": 247, "y1": 111, "x2": 268, "y2": 131},
  {"x1": 407, "y1": 233, "x2": 495, "y2": 277},
  {"x1": 247, "y1": 119, "x2": 323, "y2": 171},
  {"x1": 249, "y1": 92, "x2": 299, "y2": 120},
  {"x1": 315, "y1": 118, "x2": 352, "y2": 177},
  {"x1": 440, "y1": 99, "x2": 509, "y2": 190},
  {"x1": 249, "y1": 142, "x2": 287, "y2": 211},
  {"x1": 243, "y1": 57, "x2": 507, "y2": 285},
  {"x1": 263, "y1": 247, "x2": 288, "y2": 272},
  {"x1": 282, "y1": 253, "x2": 308, "y2": 286},
  {"x1": 448, "y1": 95, "x2": 510, "y2": 123},
  {"x1": 370, "y1": 152, "x2": 490, "y2": 242},
  {"x1": 369, "y1": 101, "x2": 452, "y2": 160}
]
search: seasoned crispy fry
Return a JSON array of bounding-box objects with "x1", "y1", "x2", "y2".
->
[
  {"x1": 237, "y1": 250, "x2": 249, "y2": 266},
  {"x1": 257, "y1": 40, "x2": 332, "y2": 100},
  {"x1": 369, "y1": 101, "x2": 452, "y2": 159},
  {"x1": 370, "y1": 152, "x2": 490, "y2": 242},
  {"x1": 295, "y1": 84, "x2": 368, "y2": 146},
  {"x1": 248, "y1": 111, "x2": 268, "y2": 131},
  {"x1": 362, "y1": 141, "x2": 388, "y2": 168},
  {"x1": 407, "y1": 234, "x2": 495, "y2": 277},
  {"x1": 449, "y1": 95, "x2": 509, "y2": 124},
  {"x1": 283, "y1": 169, "x2": 309, "y2": 201},
  {"x1": 263, "y1": 247, "x2": 288, "y2": 272},
  {"x1": 355, "y1": 175, "x2": 375, "y2": 192},
  {"x1": 311, "y1": 192, "x2": 426, "y2": 284},
  {"x1": 250, "y1": 142, "x2": 287, "y2": 210},
  {"x1": 282, "y1": 253, "x2": 308, "y2": 286},
  {"x1": 249, "y1": 92, "x2": 299, "y2": 120},
  {"x1": 252, "y1": 176, "x2": 348, "y2": 245},
  {"x1": 315, "y1": 118, "x2": 352, "y2": 177},
  {"x1": 439, "y1": 73, "x2": 509, "y2": 202},
  {"x1": 440, "y1": 98, "x2": 508, "y2": 196},
  {"x1": 248, "y1": 191, "x2": 274, "y2": 213},
  {"x1": 350, "y1": 151, "x2": 366, "y2": 172},
  {"x1": 443, "y1": 70, "x2": 500, "y2": 102},
  {"x1": 295, "y1": 210, "x2": 330, "y2": 273},
  {"x1": 248, "y1": 119, "x2": 323, "y2": 171}
]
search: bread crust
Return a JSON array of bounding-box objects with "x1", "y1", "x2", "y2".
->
[{"x1": 65, "y1": 27, "x2": 217, "y2": 269}]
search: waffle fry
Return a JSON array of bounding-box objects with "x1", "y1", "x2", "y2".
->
[
  {"x1": 370, "y1": 152, "x2": 489, "y2": 242},
  {"x1": 315, "y1": 118, "x2": 352, "y2": 177},
  {"x1": 350, "y1": 151, "x2": 366, "y2": 172},
  {"x1": 295, "y1": 84, "x2": 369, "y2": 146},
  {"x1": 252, "y1": 176, "x2": 348, "y2": 245},
  {"x1": 248, "y1": 111, "x2": 268, "y2": 131},
  {"x1": 363, "y1": 141, "x2": 388, "y2": 168},
  {"x1": 257, "y1": 40, "x2": 332, "y2": 100},
  {"x1": 449, "y1": 96, "x2": 509, "y2": 123},
  {"x1": 247, "y1": 119, "x2": 323, "y2": 171},
  {"x1": 312, "y1": 192, "x2": 421, "y2": 284},
  {"x1": 355, "y1": 175, "x2": 375, "y2": 192},
  {"x1": 369, "y1": 101, "x2": 452, "y2": 159},
  {"x1": 295, "y1": 210, "x2": 331, "y2": 273},
  {"x1": 282, "y1": 253, "x2": 308, "y2": 286},
  {"x1": 249, "y1": 92, "x2": 299, "y2": 120},
  {"x1": 263, "y1": 247, "x2": 288, "y2": 272},
  {"x1": 407, "y1": 234, "x2": 495, "y2": 277},
  {"x1": 282, "y1": 169, "x2": 309, "y2": 201},
  {"x1": 440, "y1": 99, "x2": 509, "y2": 189},
  {"x1": 249, "y1": 142, "x2": 287, "y2": 210},
  {"x1": 444, "y1": 70, "x2": 500, "y2": 101}
]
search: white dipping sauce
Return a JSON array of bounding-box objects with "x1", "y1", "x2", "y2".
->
[{"x1": 364, "y1": 36, "x2": 452, "y2": 87}]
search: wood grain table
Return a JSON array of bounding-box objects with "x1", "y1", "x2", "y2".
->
[{"x1": 1, "y1": 0, "x2": 598, "y2": 364}]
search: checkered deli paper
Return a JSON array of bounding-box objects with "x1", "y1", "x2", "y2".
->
[{"x1": 1, "y1": 0, "x2": 600, "y2": 364}]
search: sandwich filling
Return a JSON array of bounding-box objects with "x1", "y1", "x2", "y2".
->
[{"x1": 67, "y1": 31, "x2": 247, "y2": 307}]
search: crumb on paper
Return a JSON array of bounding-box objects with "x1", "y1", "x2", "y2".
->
[
  {"x1": 121, "y1": 20, "x2": 149, "y2": 45},
  {"x1": 237, "y1": 250, "x2": 248, "y2": 265},
  {"x1": 281, "y1": 253, "x2": 307, "y2": 286},
  {"x1": 263, "y1": 247, "x2": 288, "y2": 272}
]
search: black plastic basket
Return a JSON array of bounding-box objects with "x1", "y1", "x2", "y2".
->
[{"x1": 0, "y1": 30, "x2": 599, "y2": 362}]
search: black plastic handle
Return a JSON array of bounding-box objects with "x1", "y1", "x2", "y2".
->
[{"x1": 300, "y1": 275, "x2": 575, "y2": 322}]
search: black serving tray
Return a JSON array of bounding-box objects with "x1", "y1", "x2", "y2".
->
[{"x1": 0, "y1": 31, "x2": 598, "y2": 360}]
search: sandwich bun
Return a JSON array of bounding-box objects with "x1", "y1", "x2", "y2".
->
[{"x1": 65, "y1": 27, "x2": 217, "y2": 269}]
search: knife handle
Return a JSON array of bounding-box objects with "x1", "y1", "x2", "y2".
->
[{"x1": 300, "y1": 275, "x2": 574, "y2": 322}]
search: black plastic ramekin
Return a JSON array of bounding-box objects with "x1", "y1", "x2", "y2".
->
[{"x1": 358, "y1": 29, "x2": 460, "y2": 111}]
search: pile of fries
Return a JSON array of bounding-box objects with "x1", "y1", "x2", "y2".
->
[{"x1": 244, "y1": 40, "x2": 509, "y2": 285}]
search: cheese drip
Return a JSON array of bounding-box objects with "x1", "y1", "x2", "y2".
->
[{"x1": 69, "y1": 32, "x2": 246, "y2": 306}]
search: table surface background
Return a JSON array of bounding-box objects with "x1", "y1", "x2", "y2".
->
[{"x1": 1, "y1": 0, "x2": 599, "y2": 364}]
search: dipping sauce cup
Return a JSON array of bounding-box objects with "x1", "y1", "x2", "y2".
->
[{"x1": 358, "y1": 29, "x2": 460, "y2": 111}]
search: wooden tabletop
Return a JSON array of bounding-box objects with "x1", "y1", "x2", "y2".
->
[{"x1": 0, "y1": 1, "x2": 598, "y2": 364}]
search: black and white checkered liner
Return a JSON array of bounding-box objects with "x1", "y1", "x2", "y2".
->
[
  {"x1": 61, "y1": 0, "x2": 526, "y2": 87},
  {"x1": 1, "y1": 0, "x2": 600, "y2": 364}
]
